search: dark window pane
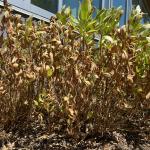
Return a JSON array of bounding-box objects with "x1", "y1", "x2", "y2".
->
[
  {"x1": 31, "y1": 0, "x2": 58, "y2": 14},
  {"x1": 132, "y1": 0, "x2": 140, "y2": 8},
  {"x1": 132, "y1": 0, "x2": 150, "y2": 23}
]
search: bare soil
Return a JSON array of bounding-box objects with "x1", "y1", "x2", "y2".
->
[{"x1": 0, "y1": 116, "x2": 149, "y2": 150}]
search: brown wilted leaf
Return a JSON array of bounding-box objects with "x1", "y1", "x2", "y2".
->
[
  {"x1": 103, "y1": 72, "x2": 111, "y2": 78},
  {"x1": 124, "y1": 102, "x2": 132, "y2": 109},
  {"x1": 146, "y1": 92, "x2": 150, "y2": 100},
  {"x1": 12, "y1": 63, "x2": 19, "y2": 68},
  {"x1": 63, "y1": 96, "x2": 69, "y2": 104},
  {"x1": 49, "y1": 52, "x2": 54, "y2": 63},
  {"x1": 26, "y1": 72, "x2": 35, "y2": 80},
  {"x1": 0, "y1": 86, "x2": 4, "y2": 91},
  {"x1": 127, "y1": 74, "x2": 134, "y2": 83},
  {"x1": 122, "y1": 50, "x2": 128, "y2": 60},
  {"x1": 42, "y1": 51, "x2": 48, "y2": 58},
  {"x1": 91, "y1": 62, "x2": 97, "y2": 71},
  {"x1": 84, "y1": 78, "x2": 91, "y2": 86},
  {"x1": 68, "y1": 108, "x2": 75, "y2": 117},
  {"x1": 15, "y1": 69, "x2": 23, "y2": 76},
  {"x1": 12, "y1": 57, "x2": 18, "y2": 63},
  {"x1": 34, "y1": 66, "x2": 41, "y2": 72}
]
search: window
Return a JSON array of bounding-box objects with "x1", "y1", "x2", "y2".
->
[
  {"x1": 31, "y1": 0, "x2": 58, "y2": 14},
  {"x1": 113, "y1": 0, "x2": 126, "y2": 25},
  {"x1": 63, "y1": 0, "x2": 80, "y2": 17},
  {"x1": 92, "y1": 0, "x2": 101, "y2": 17},
  {"x1": 132, "y1": 0, "x2": 150, "y2": 23},
  {"x1": 104, "y1": 0, "x2": 110, "y2": 8},
  {"x1": 93, "y1": 0, "x2": 101, "y2": 9},
  {"x1": 132, "y1": 0, "x2": 140, "y2": 8}
]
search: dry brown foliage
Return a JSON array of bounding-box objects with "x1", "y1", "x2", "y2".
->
[{"x1": 0, "y1": 5, "x2": 149, "y2": 137}]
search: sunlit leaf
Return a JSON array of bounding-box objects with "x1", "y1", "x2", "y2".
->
[
  {"x1": 79, "y1": 0, "x2": 92, "y2": 21},
  {"x1": 124, "y1": 102, "x2": 132, "y2": 109},
  {"x1": 64, "y1": 96, "x2": 69, "y2": 102},
  {"x1": 26, "y1": 17, "x2": 32, "y2": 28},
  {"x1": 84, "y1": 78, "x2": 91, "y2": 86},
  {"x1": 68, "y1": 108, "x2": 75, "y2": 117},
  {"x1": 47, "y1": 68, "x2": 53, "y2": 77},
  {"x1": 127, "y1": 74, "x2": 134, "y2": 83},
  {"x1": 146, "y1": 92, "x2": 150, "y2": 100},
  {"x1": 136, "y1": 5, "x2": 141, "y2": 13},
  {"x1": 34, "y1": 101, "x2": 39, "y2": 106},
  {"x1": 143, "y1": 24, "x2": 150, "y2": 29},
  {"x1": 103, "y1": 35, "x2": 114, "y2": 43}
]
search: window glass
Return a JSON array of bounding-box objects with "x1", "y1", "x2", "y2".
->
[
  {"x1": 93, "y1": 0, "x2": 100, "y2": 9},
  {"x1": 31, "y1": 0, "x2": 58, "y2": 14},
  {"x1": 132, "y1": 0, "x2": 150, "y2": 23},
  {"x1": 63, "y1": 0, "x2": 80, "y2": 17},
  {"x1": 104, "y1": 0, "x2": 110, "y2": 8},
  {"x1": 92, "y1": 0, "x2": 101, "y2": 17},
  {"x1": 132, "y1": 0, "x2": 140, "y2": 8},
  {"x1": 113, "y1": 0, "x2": 126, "y2": 25}
]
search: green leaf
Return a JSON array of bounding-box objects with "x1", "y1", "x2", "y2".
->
[
  {"x1": 34, "y1": 100, "x2": 39, "y2": 106},
  {"x1": 38, "y1": 94, "x2": 44, "y2": 103},
  {"x1": 64, "y1": 7, "x2": 71, "y2": 16},
  {"x1": 87, "y1": 111, "x2": 93, "y2": 119},
  {"x1": 56, "y1": 6, "x2": 71, "y2": 24},
  {"x1": 79, "y1": 0, "x2": 92, "y2": 21},
  {"x1": 87, "y1": 29, "x2": 98, "y2": 34},
  {"x1": 47, "y1": 68, "x2": 53, "y2": 77},
  {"x1": 85, "y1": 20, "x2": 97, "y2": 30},
  {"x1": 26, "y1": 17, "x2": 32, "y2": 28}
]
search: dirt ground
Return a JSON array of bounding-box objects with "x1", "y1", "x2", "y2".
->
[{"x1": 0, "y1": 117, "x2": 149, "y2": 150}]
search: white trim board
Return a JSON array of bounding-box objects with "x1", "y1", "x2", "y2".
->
[{"x1": 0, "y1": 0, "x2": 62, "y2": 22}]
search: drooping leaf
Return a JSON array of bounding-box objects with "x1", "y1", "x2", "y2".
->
[{"x1": 79, "y1": 0, "x2": 92, "y2": 21}]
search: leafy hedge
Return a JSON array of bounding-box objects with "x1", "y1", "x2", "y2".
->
[{"x1": 0, "y1": 1, "x2": 149, "y2": 137}]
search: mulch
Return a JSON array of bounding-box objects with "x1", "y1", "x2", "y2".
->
[{"x1": 0, "y1": 117, "x2": 149, "y2": 150}]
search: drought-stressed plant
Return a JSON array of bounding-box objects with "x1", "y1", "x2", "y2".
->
[{"x1": 0, "y1": 0, "x2": 149, "y2": 137}]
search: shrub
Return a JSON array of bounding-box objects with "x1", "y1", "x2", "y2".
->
[{"x1": 0, "y1": 1, "x2": 149, "y2": 137}]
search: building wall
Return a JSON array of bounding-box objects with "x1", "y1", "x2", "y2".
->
[
  {"x1": 0, "y1": 0, "x2": 149, "y2": 23},
  {"x1": 63, "y1": 0, "x2": 132, "y2": 25},
  {"x1": 0, "y1": 0, "x2": 63, "y2": 22}
]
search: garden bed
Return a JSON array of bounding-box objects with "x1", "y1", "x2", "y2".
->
[{"x1": 0, "y1": 115, "x2": 149, "y2": 150}]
